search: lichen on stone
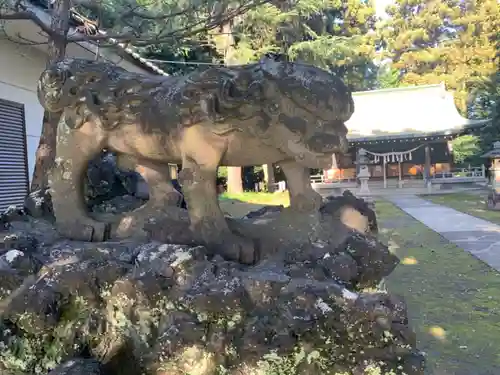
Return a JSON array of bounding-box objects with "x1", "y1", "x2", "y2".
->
[{"x1": 0, "y1": 194, "x2": 424, "y2": 375}]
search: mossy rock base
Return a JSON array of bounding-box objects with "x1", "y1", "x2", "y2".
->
[{"x1": 0, "y1": 195, "x2": 424, "y2": 375}]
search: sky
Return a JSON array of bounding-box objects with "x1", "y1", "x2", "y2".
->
[{"x1": 374, "y1": 0, "x2": 394, "y2": 18}]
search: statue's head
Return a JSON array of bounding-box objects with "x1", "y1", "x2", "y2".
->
[
  {"x1": 38, "y1": 59, "x2": 78, "y2": 112},
  {"x1": 37, "y1": 59, "x2": 125, "y2": 113},
  {"x1": 257, "y1": 54, "x2": 353, "y2": 169},
  {"x1": 192, "y1": 53, "x2": 354, "y2": 169}
]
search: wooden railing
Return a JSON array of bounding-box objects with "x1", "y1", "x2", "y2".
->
[
  {"x1": 268, "y1": 181, "x2": 287, "y2": 192},
  {"x1": 431, "y1": 166, "x2": 486, "y2": 183},
  {"x1": 310, "y1": 174, "x2": 355, "y2": 184},
  {"x1": 310, "y1": 166, "x2": 487, "y2": 188}
]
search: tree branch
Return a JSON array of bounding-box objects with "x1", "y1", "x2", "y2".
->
[
  {"x1": 64, "y1": 0, "x2": 270, "y2": 44},
  {"x1": 0, "y1": 0, "x2": 271, "y2": 48},
  {"x1": 0, "y1": 10, "x2": 58, "y2": 38}
]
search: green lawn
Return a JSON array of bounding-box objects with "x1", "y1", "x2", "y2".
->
[
  {"x1": 376, "y1": 200, "x2": 500, "y2": 375},
  {"x1": 422, "y1": 192, "x2": 500, "y2": 225},
  {"x1": 220, "y1": 191, "x2": 290, "y2": 207}
]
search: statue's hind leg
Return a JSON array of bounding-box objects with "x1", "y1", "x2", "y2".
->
[
  {"x1": 50, "y1": 121, "x2": 108, "y2": 241},
  {"x1": 178, "y1": 127, "x2": 257, "y2": 265},
  {"x1": 110, "y1": 158, "x2": 184, "y2": 239},
  {"x1": 279, "y1": 160, "x2": 323, "y2": 213}
]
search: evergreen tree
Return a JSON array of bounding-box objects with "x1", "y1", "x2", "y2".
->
[
  {"x1": 230, "y1": 0, "x2": 379, "y2": 91},
  {"x1": 376, "y1": 63, "x2": 402, "y2": 89},
  {"x1": 0, "y1": 0, "x2": 267, "y2": 189},
  {"x1": 378, "y1": 0, "x2": 499, "y2": 114},
  {"x1": 477, "y1": 73, "x2": 500, "y2": 153}
]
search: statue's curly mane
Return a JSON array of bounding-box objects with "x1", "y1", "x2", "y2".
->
[
  {"x1": 58, "y1": 60, "x2": 266, "y2": 134},
  {"x1": 59, "y1": 62, "x2": 173, "y2": 130}
]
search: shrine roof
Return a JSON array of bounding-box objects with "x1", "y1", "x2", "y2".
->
[
  {"x1": 482, "y1": 149, "x2": 500, "y2": 158},
  {"x1": 346, "y1": 83, "x2": 491, "y2": 143},
  {"x1": 481, "y1": 142, "x2": 500, "y2": 158}
]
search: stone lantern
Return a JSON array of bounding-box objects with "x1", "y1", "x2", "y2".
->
[
  {"x1": 481, "y1": 141, "x2": 500, "y2": 210},
  {"x1": 357, "y1": 148, "x2": 371, "y2": 195}
]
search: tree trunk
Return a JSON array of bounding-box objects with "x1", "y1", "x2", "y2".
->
[
  {"x1": 212, "y1": 10, "x2": 243, "y2": 194},
  {"x1": 30, "y1": 0, "x2": 70, "y2": 192},
  {"x1": 263, "y1": 164, "x2": 275, "y2": 192},
  {"x1": 30, "y1": 112, "x2": 59, "y2": 192},
  {"x1": 227, "y1": 166, "x2": 243, "y2": 194}
]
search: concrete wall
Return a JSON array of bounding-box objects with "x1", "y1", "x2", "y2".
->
[
  {"x1": 0, "y1": 38, "x2": 46, "y2": 183},
  {"x1": 0, "y1": 33, "x2": 153, "y2": 184}
]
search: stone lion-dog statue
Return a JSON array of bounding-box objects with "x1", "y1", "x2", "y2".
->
[{"x1": 37, "y1": 53, "x2": 354, "y2": 264}]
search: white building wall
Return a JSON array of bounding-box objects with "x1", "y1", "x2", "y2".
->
[
  {"x1": 0, "y1": 38, "x2": 46, "y2": 183},
  {"x1": 0, "y1": 34, "x2": 154, "y2": 184}
]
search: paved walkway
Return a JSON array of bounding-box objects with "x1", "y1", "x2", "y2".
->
[{"x1": 387, "y1": 195, "x2": 500, "y2": 272}]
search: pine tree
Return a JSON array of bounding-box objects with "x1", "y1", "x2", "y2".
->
[
  {"x1": 1, "y1": 0, "x2": 267, "y2": 190},
  {"x1": 377, "y1": 64, "x2": 402, "y2": 89},
  {"x1": 231, "y1": 0, "x2": 379, "y2": 90},
  {"x1": 378, "y1": 0, "x2": 499, "y2": 114},
  {"x1": 477, "y1": 73, "x2": 500, "y2": 152}
]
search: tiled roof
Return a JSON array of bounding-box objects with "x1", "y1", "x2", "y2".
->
[
  {"x1": 481, "y1": 142, "x2": 500, "y2": 158},
  {"x1": 346, "y1": 83, "x2": 491, "y2": 141}
]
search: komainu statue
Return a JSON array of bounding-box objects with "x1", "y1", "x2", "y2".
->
[{"x1": 37, "y1": 54, "x2": 353, "y2": 264}]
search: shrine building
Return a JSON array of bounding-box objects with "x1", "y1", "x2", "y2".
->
[{"x1": 323, "y1": 83, "x2": 491, "y2": 184}]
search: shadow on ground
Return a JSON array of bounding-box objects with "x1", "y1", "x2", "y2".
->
[
  {"x1": 218, "y1": 199, "x2": 269, "y2": 218},
  {"x1": 376, "y1": 200, "x2": 500, "y2": 375},
  {"x1": 421, "y1": 192, "x2": 500, "y2": 226},
  {"x1": 219, "y1": 192, "x2": 289, "y2": 217}
]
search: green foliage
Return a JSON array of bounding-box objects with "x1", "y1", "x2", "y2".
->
[
  {"x1": 73, "y1": 0, "x2": 382, "y2": 87},
  {"x1": 377, "y1": 0, "x2": 499, "y2": 160},
  {"x1": 231, "y1": 0, "x2": 379, "y2": 90},
  {"x1": 217, "y1": 166, "x2": 228, "y2": 179},
  {"x1": 474, "y1": 73, "x2": 500, "y2": 150},
  {"x1": 73, "y1": 0, "x2": 262, "y2": 75},
  {"x1": 450, "y1": 135, "x2": 481, "y2": 164},
  {"x1": 139, "y1": 42, "x2": 221, "y2": 76},
  {"x1": 376, "y1": 64, "x2": 401, "y2": 89},
  {"x1": 378, "y1": 0, "x2": 499, "y2": 114}
]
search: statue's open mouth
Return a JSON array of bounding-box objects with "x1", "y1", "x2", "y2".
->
[{"x1": 306, "y1": 133, "x2": 349, "y2": 154}]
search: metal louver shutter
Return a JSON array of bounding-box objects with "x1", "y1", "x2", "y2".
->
[{"x1": 0, "y1": 99, "x2": 29, "y2": 212}]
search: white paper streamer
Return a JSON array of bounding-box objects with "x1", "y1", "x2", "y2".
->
[{"x1": 363, "y1": 144, "x2": 424, "y2": 164}]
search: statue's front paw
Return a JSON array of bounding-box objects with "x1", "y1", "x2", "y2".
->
[
  {"x1": 57, "y1": 219, "x2": 109, "y2": 242},
  {"x1": 215, "y1": 233, "x2": 258, "y2": 265}
]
